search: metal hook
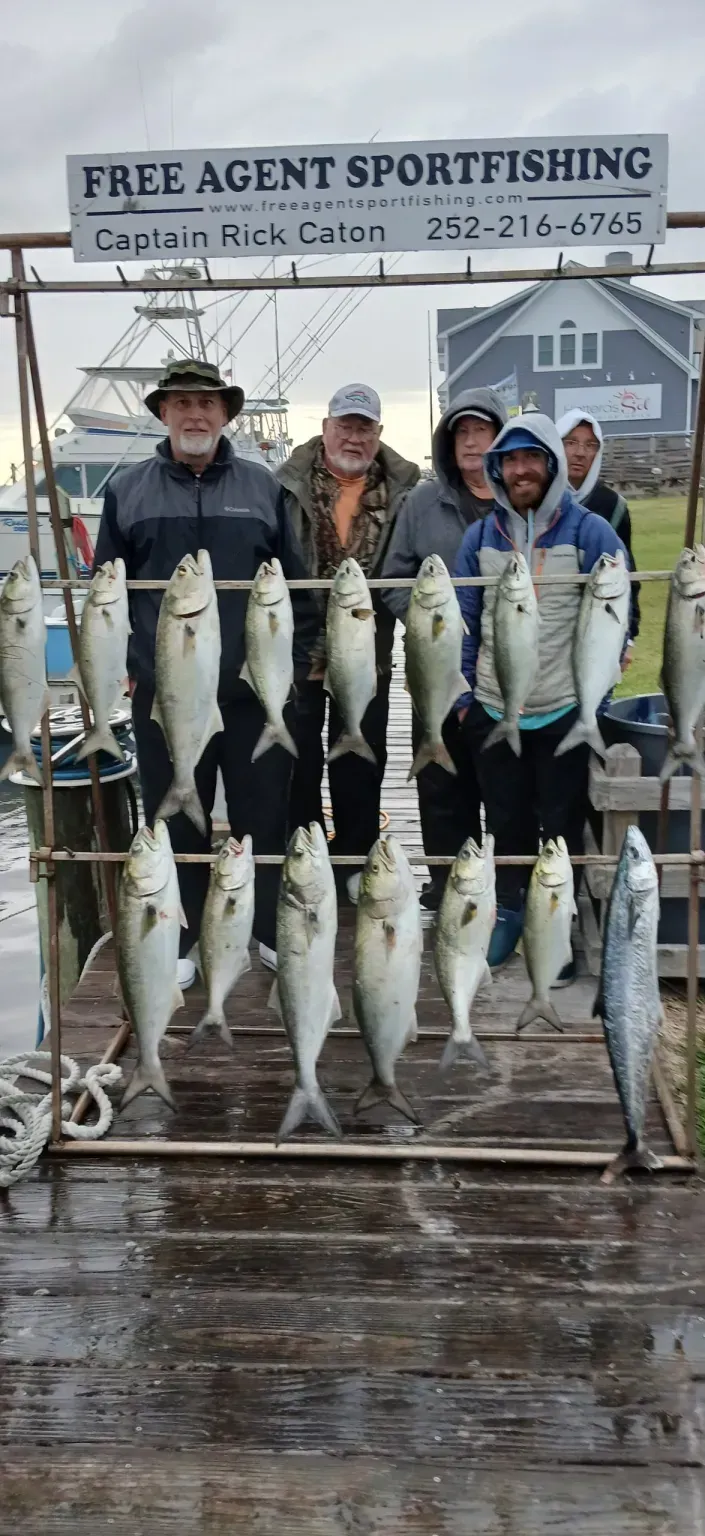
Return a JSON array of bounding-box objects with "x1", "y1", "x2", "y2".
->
[
  {"x1": 466, "y1": 256, "x2": 472, "y2": 278},
  {"x1": 116, "y1": 266, "x2": 129, "y2": 286},
  {"x1": 378, "y1": 258, "x2": 385, "y2": 279},
  {"x1": 646, "y1": 243, "x2": 655, "y2": 269},
  {"x1": 291, "y1": 262, "x2": 298, "y2": 282},
  {"x1": 30, "y1": 266, "x2": 45, "y2": 287},
  {"x1": 556, "y1": 251, "x2": 564, "y2": 273}
]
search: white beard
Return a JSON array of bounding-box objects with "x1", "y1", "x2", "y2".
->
[
  {"x1": 326, "y1": 448, "x2": 374, "y2": 477},
  {"x1": 178, "y1": 430, "x2": 216, "y2": 456}
]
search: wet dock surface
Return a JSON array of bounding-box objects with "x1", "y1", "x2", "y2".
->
[{"x1": 2, "y1": 664, "x2": 705, "y2": 1531}]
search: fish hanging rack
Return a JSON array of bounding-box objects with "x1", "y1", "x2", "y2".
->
[{"x1": 2, "y1": 226, "x2": 704, "y2": 1174}]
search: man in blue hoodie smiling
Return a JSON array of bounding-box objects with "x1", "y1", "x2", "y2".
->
[{"x1": 454, "y1": 414, "x2": 629, "y2": 975}]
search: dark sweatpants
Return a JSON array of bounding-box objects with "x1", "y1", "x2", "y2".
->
[
  {"x1": 412, "y1": 710, "x2": 482, "y2": 885},
  {"x1": 463, "y1": 700, "x2": 590, "y2": 910},
  {"x1": 289, "y1": 674, "x2": 391, "y2": 875},
  {"x1": 132, "y1": 685, "x2": 293, "y2": 955}
]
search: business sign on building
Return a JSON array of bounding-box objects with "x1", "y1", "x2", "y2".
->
[
  {"x1": 554, "y1": 383, "x2": 663, "y2": 422},
  {"x1": 66, "y1": 136, "x2": 668, "y2": 263}
]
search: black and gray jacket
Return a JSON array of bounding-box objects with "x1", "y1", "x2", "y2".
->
[
  {"x1": 381, "y1": 387, "x2": 508, "y2": 621},
  {"x1": 93, "y1": 437, "x2": 319, "y2": 700}
]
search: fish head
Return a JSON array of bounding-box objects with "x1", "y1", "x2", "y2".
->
[
  {"x1": 500, "y1": 552, "x2": 533, "y2": 603},
  {"x1": 451, "y1": 834, "x2": 493, "y2": 897},
  {"x1": 331, "y1": 557, "x2": 369, "y2": 609},
  {"x1": 673, "y1": 544, "x2": 705, "y2": 600},
  {"x1": 590, "y1": 549, "x2": 629, "y2": 601},
  {"x1": 412, "y1": 553, "x2": 452, "y2": 610},
  {"x1": 124, "y1": 819, "x2": 173, "y2": 896},
  {"x1": 213, "y1": 834, "x2": 254, "y2": 892},
  {"x1": 165, "y1": 551, "x2": 213, "y2": 617},
  {"x1": 89, "y1": 558, "x2": 128, "y2": 607},
  {"x1": 1, "y1": 554, "x2": 41, "y2": 614},
  {"x1": 252, "y1": 557, "x2": 286, "y2": 608},
  {"x1": 621, "y1": 825, "x2": 658, "y2": 897},
  {"x1": 285, "y1": 822, "x2": 328, "y2": 900},
  {"x1": 361, "y1": 835, "x2": 409, "y2": 907},
  {"x1": 535, "y1": 836, "x2": 572, "y2": 890}
]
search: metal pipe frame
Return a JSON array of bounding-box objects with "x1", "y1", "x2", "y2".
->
[
  {"x1": 3, "y1": 231, "x2": 702, "y2": 1174},
  {"x1": 38, "y1": 571, "x2": 685, "y2": 591}
]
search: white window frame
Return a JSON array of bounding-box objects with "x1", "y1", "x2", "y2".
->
[{"x1": 534, "y1": 326, "x2": 603, "y2": 371}]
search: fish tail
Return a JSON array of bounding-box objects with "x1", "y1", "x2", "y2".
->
[
  {"x1": 251, "y1": 719, "x2": 298, "y2": 762},
  {"x1": 276, "y1": 1083, "x2": 342, "y2": 1144},
  {"x1": 75, "y1": 725, "x2": 125, "y2": 763},
  {"x1": 516, "y1": 997, "x2": 564, "y2": 1034},
  {"x1": 440, "y1": 1034, "x2": 490, "y2": 1072},
  {"x1": 554, "y1": 718, "x2": 605, "y2": 760},
  {"x1": 407, "y1": 736, "x2": 457, "y2": 781},
  {"x1": 481, "y1": 718, "x2": 521, "y2": 758},
  {"x1": 601, "y1": 1136, "x2": 663, "y2": 1184},
  {"x1": 120, "y1": 1058, "x2": 175, "y2": 1110},
  {"x1": 354, "y1": 1076, "x2": 422, "y2": 1126},
  {"x1": 189, "y1": 1009, "x2": 233, "y2": 1050},
  {"x1": 156, "y1": 778, "x2": 207, "y2": 836},
  {"x1": 661, "y1": 741, "x2": 705, "y2": 783},
  {"x1": 0, "y1": 748, "x2": 43, "y2": 785},
  {"x1": 327, "y1": 732, "x2": 377, "y2": 767}
]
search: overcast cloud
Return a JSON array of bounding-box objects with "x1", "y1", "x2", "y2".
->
[{"x1": 1, "y1": 0, "x2": 705, "y2": 472}]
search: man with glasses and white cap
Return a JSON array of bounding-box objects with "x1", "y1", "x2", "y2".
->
[{"x1": 277, "y1": 383, "x2": 419, "y2": 902}]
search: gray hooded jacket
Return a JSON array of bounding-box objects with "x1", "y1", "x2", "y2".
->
[{"x1": 381, "y1": 387, "x2": 508, "y2": 620}]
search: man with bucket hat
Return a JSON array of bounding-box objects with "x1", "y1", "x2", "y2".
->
[{"x1": 93, "y1": 358, "x2": 318, "y2": 986}]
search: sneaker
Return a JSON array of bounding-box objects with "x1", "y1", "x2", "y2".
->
[
  {"x1": 346, "y1": 873, "x2": 362, "y2": 905},
  {"x1": 552, "y1": 949, "x2": 576, "y2": 988},
  {"x1": 177, "y1": 957, "x2": 196, "y2": 990},
  {"x1": 487, "y1": 906, "x2": 524, "y2": 970},
  {"x1": 259, "y1": 942, "x2": 278, "y2": 972},
  {"x1": 420, "y1": 879, "x2": 445, "y2": 913}
]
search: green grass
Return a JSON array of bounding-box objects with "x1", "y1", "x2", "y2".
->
[{"x1": 614, "y1": 495, "x2": 690, "y2": 699}]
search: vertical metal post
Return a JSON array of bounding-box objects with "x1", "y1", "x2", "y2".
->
[
  {"x1": 11, "y1": 250, "x2": 62, "y2": 1139},
  {"x1": 19, "y1": 255, "x2": 118, "y2": 933},
  {"x1": 685, "y1": 728, "x2": 702, "y2": 1160},
  {"x1": 685, "y1": 354, "x2": 705, "y2": 550}
]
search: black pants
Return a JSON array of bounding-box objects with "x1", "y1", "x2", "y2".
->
[
  {"x1": 412, "y1": 710, "x2": 482, "y2": 886},
  {"x1": 463, "y1": 700, "x2": 590, "y2": 910},
  {"x1": 289, "y1": 674, "x2": 391, "y2": 872},
  {"x1": 132, "y1": 685, "x2": 293, "y2": 954}
]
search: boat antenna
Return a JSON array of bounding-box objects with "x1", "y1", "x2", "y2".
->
[
  {"x1": 272, "y1": 259, "x2": 282, "y2": 401},
  {"x1": 427, "y1": 310, "x2": 435, "y2": 454}
]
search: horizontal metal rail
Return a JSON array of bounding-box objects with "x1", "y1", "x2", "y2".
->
[
  {"x1": 47, "y1": 1139, "x2": 694, "y2": 1168},
  {"x1": 41, "y1": 570, "x2": 675, "y2": 591},
  {"x1": 29, "y1": 848, "x2": 705, "y2": 867}
]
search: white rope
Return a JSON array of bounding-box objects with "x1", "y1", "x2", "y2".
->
[
  {"x1": 0, "y1": 1053, "x2": 123, "y2": 1187},
  {"x1": 1, "y1": 930, "x2": 123, "y2": 1188}
]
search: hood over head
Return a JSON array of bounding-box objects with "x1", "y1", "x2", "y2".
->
[
  {"x1": 432, "y1": 387, "x2": 508, "y2": 495},
  {"x1": 555, "y1": 409, "x2": 604, "y2": 504},
  {"x1": 484, "y1": 412, "x2": 568, "y2": 521}
]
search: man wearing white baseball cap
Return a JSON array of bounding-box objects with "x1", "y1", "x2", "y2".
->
[{"x1": 277, "y1": 383, "x2": 419, "y2": 901}]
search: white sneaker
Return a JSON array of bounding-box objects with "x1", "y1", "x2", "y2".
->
[
  {"x1": 177, "y1": 957, "x2": 196, "y2": 990},
  {"x1": 346, "y1": 873, "x2": 362, "y2": 905},
  {"x1": 259, "y1": 943, "x2": 278, "y2": 972}
]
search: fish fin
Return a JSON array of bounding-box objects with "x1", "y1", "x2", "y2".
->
[
  {"x1": 480, "y1": 961, "x2": 493, "y2": 991},
  {"x1": 481, "y1": 718, "x2": 521, "y2": 758},
  {"x1": 440, "y1": 1034, "x2": 490, "y2": 1072},
  {"x1": 407, "y1": 1008, "x2": 418, "y2": 1044},
  {"x1": 189, "y1": 1010, "x2": 233, "y2": 1050},
  {"x1": 251, "y1": 720, "x2": 299, "y2": 762},
  {"x1": 627, "y1": 894, "x2": 640, "y2": 940},
  {"x1": 604, "y1": 602, "x2": 622, "y2": 623},
  {"x1": 155, "y1": 779, "x2": 207, "y2": 836},
  {"x1": 178, "y1": 903, "x2": 188, "y2": 928},
  {"x1": 601, "y1": 1138, "x2": 663, "y2": 1185},
  {"x1": 554, "y1": 719, "x2": 605, "y2": 760},
  {"x1": 461, "y1": 899, "x2": 478, "y2": 926},
  {"x1": 323, "y1": 669, "x2": 332, "y2": 695},
  {"x1": 328, "y1": 989, "x2": 342, "y2": 1026},
  {"x1": 592, "y1": 981, "x2": 604, "y2": 1020},
  {"x1": 267, "y1": 977, "x2": 282, "y2": 1018},
  {"x1": 0, "y1": 749, "x2": 43, "y2": 785},
  {"x1": 351, "y1": 607, "x2": 374, "y2": 621},
  {"x1": 454, "y1": 673, "x2": 470, "y2": 703},
  {"x1": 66, "y1": 661, "x2": 87, "y2": 696},
  {"x1": 120, "y1": 1060, "x2": 175, "y2": 1111},
  {"x1": 432, "y1": 612, "x2": 445, "y2": 639},
  {"x1": 516, "y1": 997, "x2": 564, "y2": 1034},
  {"x1": 327, "y1": 733, "x2": 377, "y2": 767},
  {"x1": 239, "y1": 658, "x2": 254, "y2": 689},
  {"x1": 268, "y1": 611, "x2": 279, "y2": 636},
  {"x1": 172, "y1": 985, "x2": 184, "y2": 1015},
  {"x1": 407, "y1": 736, "x2": 457, "y2": 780},
  {"x1": 203, "y1": 706, "x2": 224, "y2": 751},
  {"x1": 150, "y1": 695, "x2": 165, "y2": 731},
  {"x1": 660, "y1": 744, "x2": 705, "y2": 783},
  {"x1": 75, "y1": 726, "x2": 125, "y2": 763},
  {"x1": 140, "y1": 902, "x2": 159, "y2": 939},
  {"x1": 461, "y1": 617, "x2": 469, "y2": 636},
  {"x1": 276, "y1": 1084, "x2": 342, "y2": 1143},
  {"x1": 183, "y1": 622, "x2": 197, "y2": 654},
  {"x1": 354, "y1": 1078, "x2": 421, "y2": 1127}
]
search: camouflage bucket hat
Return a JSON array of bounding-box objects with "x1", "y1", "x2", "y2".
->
[{"x1": 144, "y1": 358, "x2": 245, "y2": 421}]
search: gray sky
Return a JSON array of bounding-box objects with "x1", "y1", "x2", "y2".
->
[{"x1": 2, "y1": 0, "x2": 705, "y2": 470}]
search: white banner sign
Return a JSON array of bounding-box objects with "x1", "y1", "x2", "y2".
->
[
  {"x1": 554, "y1": 383, "x2": 663, "y2": 422},
  {"x1": 66, "y1": 136, "x2": 668, "y2": 263}
]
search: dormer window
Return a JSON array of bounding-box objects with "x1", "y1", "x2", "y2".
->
[{"x1": 535, "y1": 325, "x2": 603, "y2": 370}]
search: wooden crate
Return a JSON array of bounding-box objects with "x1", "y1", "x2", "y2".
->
[{"x1": 583, "y1": 742, "x2": 705, "y2": 978}]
